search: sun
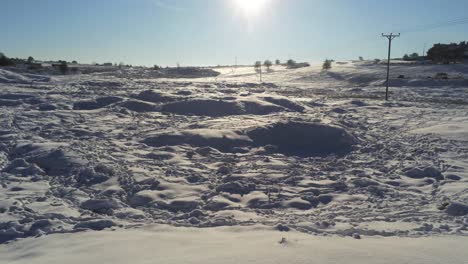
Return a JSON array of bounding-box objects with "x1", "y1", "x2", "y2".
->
[{"x1": 234, "y1": 0, "x2": 269, "y2": 16}]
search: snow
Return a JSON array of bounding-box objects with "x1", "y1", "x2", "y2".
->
[
  {"x1": 411, "y1": 117, "x2": 468, "y2": 140},
  {"x1": 0, "y1": 60, "x2": 467, "y2": 260},
  {"x1": 1, "y1": 225, "x2": 468, "y2": 264}
]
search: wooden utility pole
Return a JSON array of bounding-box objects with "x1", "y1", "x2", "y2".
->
[{"x1": 382, "y1": 33, "x2": 400, "y2": 101}]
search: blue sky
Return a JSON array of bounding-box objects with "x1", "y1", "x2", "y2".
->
[{"x1": 1, "y1": 0, "x2": 467, "y2": 66}]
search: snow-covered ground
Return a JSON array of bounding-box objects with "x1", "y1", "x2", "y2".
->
[
  {"x1": 1, "y1": 225, "x2": 468, "y2": 264},
  {"x1": 0, "y1": 61, "x2": 467, "y2": 262}
]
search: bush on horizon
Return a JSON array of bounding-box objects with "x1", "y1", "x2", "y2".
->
[{"x1": 322, "y1": 59, "x2": 332, "y2": 71}]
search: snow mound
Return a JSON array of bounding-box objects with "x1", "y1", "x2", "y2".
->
[
  {"x1": 161, "y1": 199, "x2": 200, "y2": 212},
  {"x1": 0, "y1": 93, "x2": 39, "y2": 107},
  {"x1": 74, "y1": 220, "x2": 116, "y2": 231},
  {"x1": 131, "y1": 90, "x2": 177, "y2": 103},
  {"x1": 240, "y1": 99, "x2": 285, "y2": 115},
  {"x1": 80, "y1": 199, "x2": 121, "y2": 213},
  {"x1": 129, "y1": 182, "x2": 206, "y2": 212},
  {"x1": 142, "y1": 122, "x2": 356, "y2": 156},
  {"x1": 29, "y1": 149, "x2": 85, "y2": 176},
  {"x1": 403, "y1": 166, "x2": 443, "y2": 180},
  {"x1": 0, "y1": 69, "x2": 51, "y2": 84},
  {"x1": 282, "y1": 198, "x2": 313, "y2": 210},
  {"x1": 0, "y1": 93, "x2": 34, "y2": 106},
  {"x1": 446, "y1": 202, "x2": 468, "y2": 216},
  {"x1": 162, "y1": 99, "x2": 242, "y2": 116},
  {"x1": 2, "y1": 158, "x2": 45, "y2": 176},
  {"x1": 262, "y1": 96, "x2": 305, "y2": 112},
  {"x1": 0, "y1": 99, "x2": 23, "y2": 107},
  {"x1": 11, "y1": 143, "x2": 87, "y2": 176},
  {"x1": 143, "y1": 129, "x2": 251, "y2": 152},
  {"x1": 73, "y1": 96, "x2": 123, "y2": 110},
  {"x1": 0, "y1": 93, "x2": 35, "y2": 100},
  {"x1": 248, "y1": 121, "x2": 357, "y2": 157},
  {"x1": 130, "y1": 190, "x2": 159, "y2": 207},
  {"x1": 203, "y1": 197, "x2": 237, "y2": 211},
  {"x1": 118, "y1": 100, "x2": 160, "y2": 112},
  {"x1": 37, "y1": 103, "x2": 58, "y2": 111},
  {"x1": 411, "y1": 121, "x2": 468, "y2": 141},
  {"x1": 216, "y1": 181, "x2": 255, "y2": 195},
  {"x1": 0, "y1": 69, "x2": 32, "y2": 84},
  {"x1": 76, "y1": 167, "x2": 112, "y2": 185},
  {"x1": 161, "y1": 99, "x2": 285, "y2": 117}
]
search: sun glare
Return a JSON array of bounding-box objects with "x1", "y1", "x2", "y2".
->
[{"x1": 234, "y1": 0, "x2": 269, "y2": 16}]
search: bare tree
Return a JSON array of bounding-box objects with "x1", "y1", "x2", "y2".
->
[
  {"x1": 264, "y1": 60, "x2": 272, "y2": 71},
  {"x1": 254, "y1": 61, "x2": 262, "y2": 72}
]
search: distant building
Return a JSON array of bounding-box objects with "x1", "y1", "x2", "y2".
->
[{"x1": 102, "y1": 63, "x2": 113, "y2": 66}]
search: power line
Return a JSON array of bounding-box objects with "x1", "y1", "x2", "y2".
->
[
  {"x1": 399, "y1": 17, "x2": 468, "y2": 33},
  {"x1": 400, "y1": 17, "x2": 468, "y2": 33},
  {"x1": 382, "y1": 33, "x2": 400, "y2": 101},
  {"x1": 404, "y1": 20, "x2": 468, "y2": 33}
]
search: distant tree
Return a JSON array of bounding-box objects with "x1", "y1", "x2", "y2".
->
[
  {"x1": 153, "y1": 65, "x2": 160, "y2": 70},
  {"x1": 275, "y1": 59, "x2": 281, "y2": 65},
  {"x1": 264, "y1": 60, "x2": 272, "y2": 70},
  {"x1": 410, "y1": 52, "x2": 419, "y2": 59},
  {"x1": 27, "y1": 56, "x2": 34, "y2": 63},
  {"x1": 286, "y1": 59, "x2": 296, "y2": 68},
  {"x1": 72, "y1": 60, "x2": 78, "y2": 64},
  {"x1": 358, "y1": 56, "x2": 364, "y2": 61},
  {"x1": 403, "y1": 54, "x2": 410, "y2": 61},
  {"x1": 0, "y1": 53, "x2": 14, "y2": 66},
  {"x1": 322, "y1": 59, "x2": 332, "y2": 71},
  {"x1": 59, "y1": 60, "x2": 68, "y2": 74},
  {"x1": 427, "y1": 42, "x2": 466, "y2": 64},
  {"x1": 254, "y1": 61, "x2": 262, "y2": 72},
  {"x1": 374, "y1": 58, "x2": 381, "y2": 64}
]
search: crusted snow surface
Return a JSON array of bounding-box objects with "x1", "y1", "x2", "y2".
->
[
  {"x1": 1, "y1": 225, "x2": 468, "y2": 264},
  {"x1": 0, "y1": 61, "x2": 467, "y2": 247}
]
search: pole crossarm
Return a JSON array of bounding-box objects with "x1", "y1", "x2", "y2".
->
[{"x1": 382, "y1": 33, "x2": 401, "y2": 40}]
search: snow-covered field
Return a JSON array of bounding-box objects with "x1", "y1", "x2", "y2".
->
[
  {"x1": 0, "y1": 61, "x2": 467, "y2": 262},
  {"x1": 2, "y1": 225, "x2": 468, "y2": 264}
]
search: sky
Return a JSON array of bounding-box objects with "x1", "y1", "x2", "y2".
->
[{"x1": 1, "y1": 0, "x2": 468, "y2": 66}]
